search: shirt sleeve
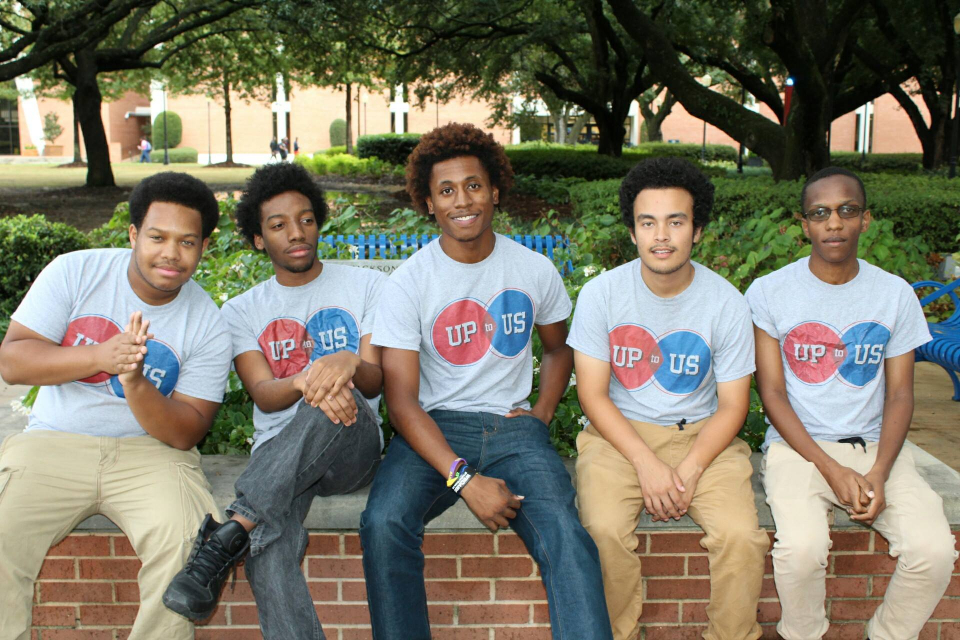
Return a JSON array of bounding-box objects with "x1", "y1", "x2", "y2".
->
[
  {"x1": 566, "y1": 279, "x2": 611, "y2": 362},
  {"x1": 174, "y1": 312, "x2": 233, "y2": 403},
  {"x1": 220, "y1": 298, "x2": 261, "y2": 359},
  {"x1": 10, "y1": 254, "x2": 76, "y2": 343},
  {"x1": 535, "y1": 262, "x2": 573, "y2": 325},
  {"x1": 361, "y1": 271, "x2": 387, "y2": 337},
  {"x1": 744, "y1": 279, "x2": 778, "y2": 339},
  {"x1": 713, "y1": 295, "x2": 757, "y2": 382},
  {"x1": 886, "y1": 279, "x2": 933, "y2": 358},
  {"x1": 371, "y1": 272, "x2": 422, "y2": 351}
]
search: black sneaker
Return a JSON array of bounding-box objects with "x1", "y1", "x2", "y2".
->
[{"x1": 162, "y1": 514, "x2": 250, "y2": 621}]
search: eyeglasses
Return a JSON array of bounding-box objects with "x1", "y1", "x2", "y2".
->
[{"x1": 802, "y1": 205, "x2": 865, "y2": 222}]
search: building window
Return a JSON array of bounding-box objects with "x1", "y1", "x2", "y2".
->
[{"x1": 0, "y1": 86, "x2": 20, "y2": 155}]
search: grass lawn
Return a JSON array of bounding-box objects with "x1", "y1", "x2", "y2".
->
[{"x1": 0, "y1": 162, "x2": 257, "y2": 190}]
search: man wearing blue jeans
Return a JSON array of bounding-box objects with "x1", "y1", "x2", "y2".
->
[{"x1": 360, "y1": 123, "x2": 612, "y2": 640}]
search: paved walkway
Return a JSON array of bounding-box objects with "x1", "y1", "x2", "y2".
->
[{"x1": 2, "y1": 363, "x2": 959, "y2": 470}]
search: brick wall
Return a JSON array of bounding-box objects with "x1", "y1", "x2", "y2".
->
[{"x1": 30, "y1": 528, "x2": 960, "y2": 639}]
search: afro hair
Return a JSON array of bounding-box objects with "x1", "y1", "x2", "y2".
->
[
  {"x1": 619, "y1": 157, "x2": 715, "y2": 231},
  {"x1": 235, "y1": 162, "x2": 328, "y2": 248},
  {"x1": 405, "y1": 122, "x2": 514, "y2": 215},
  {"x1": 129, "y1": 172, "x2": 219, "y2": 239}
]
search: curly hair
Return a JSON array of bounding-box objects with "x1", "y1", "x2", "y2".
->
[
  {"x1": 405, "y1": 123, "x2": 514, "y2": 215},
  {"x1": 619, "y1": 157, "x2": 715, "y2": 231},
  {"x1": 800, "y1": 166, "x2": 866, "y2": 212},
  {"x1": 235, "y1": 162, "x2": 328, "y2": 248},
  {"x1": 129, "y1": 172, "x2": 219, "y2": 239}
]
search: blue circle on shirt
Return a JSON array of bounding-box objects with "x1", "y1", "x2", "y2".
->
[
  {"x1": 487, "y1": 289, "x2": 535, "y2": 358},
  {"x1": 838, "y1": 321, "x2": 890, "y2": 388},
  {"x1": 653, "y1": 330, "x2": 711, "y2": 395},
  {"x1": 110, "y1": 339, "x2": 181, "y2": 398},
  {"x1": 305, "y1": 307, "x2": 360, "y2": 360}
]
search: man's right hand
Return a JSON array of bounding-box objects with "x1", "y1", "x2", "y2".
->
[
  {"x1": 819, "y1": 459, "x2": 873, "y2": 515},
  {"x1": 460, "y1": 474, "x2": 523, "y2": 532},
  {"x1": 294, "y1": 373, "x2": 359, "y2": 425},
  {"x1": 634, "y1": 453, "x2": 686, "y2": 522},
  {"x1": 96, "y1": 311, "x2": 152, "y2": 376}
]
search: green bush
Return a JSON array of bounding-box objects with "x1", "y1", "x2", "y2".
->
[
  {"x1": 323, "y1": 145, "x2": 347, "y2": 156},
  {"x1": 151, "y1": 111, "x2": 182, "y2": 149},
  {"x1": 634, "y1": 142, "x2": 737, "y2": 163},
  {"x1": 0, "y1": 215, "x2": 90, "y2": 319},
  {"x1": 149, "y1": 147, "x2": 198, "y2": 163},
  {"x1": 298, "y1": 152, "x2": 404, "y2": 180},
  {"x1": 357, "y1": 133, "x2": 422, "y2": 165},
  {"x1": 329, "y1": 119, "x2": 347, "y2": 147},
  {"x1": 830, "y1": 152, "x2": 922, "y2": 174}
]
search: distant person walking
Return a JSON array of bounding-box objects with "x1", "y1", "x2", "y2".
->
[
  {"x1": 139, "y1": 138, "x2": 152, "y2": 163},
  {"x1": 270, "y1": 138, "x2": 280, "y2": 162},
  {"x1": 293, "y1": 137, "x2": 300, "y2": 157},
  {"x1": 278, "y1": 140, "x2": 288, "y2": 162}
]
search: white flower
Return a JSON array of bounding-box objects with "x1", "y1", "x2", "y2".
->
[
  {"x1": 9, "y1": 399, "x2": 30, "y2": 417},
  {"x1": 584, "y1": 266, "x2": 597, "y2": 277},
  {"x1": 578, "y1": 415, "x2": 589, "y2": 427},
  {"x1": 348, "y1": 245, "x2": 360, "y2": 258},
  {"x1": 219, "y1": 293, "x2": 228, "y2": 302},
  {"x1": 246, "y1": 437, "x2": 254, "y2": 445},
  {"x1": 569, "y1": 373, "x2": 577, "y2": 386}
]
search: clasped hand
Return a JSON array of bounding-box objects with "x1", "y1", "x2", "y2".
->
[{"x1": 293, "y1": 351, "x2": 361, "y2": 426}]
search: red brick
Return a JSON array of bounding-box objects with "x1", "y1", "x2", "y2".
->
[
  {"x1": 458, "y1": 603, "x2": 530, "y2": 624},
  {"x1": 36, "y1": 632, "x2": 115, "y2": 640},
  {"x1": 342, "y1": 581, "x2": 367, "y2": 601},
  {"x1": 78, "y1": 605, "x2": 139, "y2": 626},
  {"x1": 757, "y1": 601, "x2": 781, "y2": 623},
  {"x1": 636, "y1": 533, "x2": 649, "y2": 554},
  {"x1": 423, "y1": 534, "x2": 494, "y2": 555},
  {"x1": 432, "y1": 629, "x2": 488, "y2": 640},
  {"x1": 344, "y1": 534, "x2": 363, "y2": 555},
  {"x1": 686, "y1": 555, "x2": 709, "y2": 576},
  {"x1": 638, "y1": 602, "x2": 679, "y2": 623},
  {"x1": 532, "y1": 603, "x2": 550, "y2": 623},
  {"x1": 871, "y1": 575, "x2": 891, "y2": 596},
  {"x1": 114, "y1": 582, "x2": 139, "y2": 603},
  {"x1": 39, "y1": 582, "x2": 112, "y2": 604},
  {"x1": 831, "y1": 531, "x2": 870, "y2": 551},
  {"x1": 682, "y1": 601, "x2": 707, "y2": 622},
  {"x1": 307, "y1": 581, "x2": 339, "y2": 602},
  {"x1": 306, "y1": 534, "x2": 340, "y2": 556},
  {"x1": 641, "y1": 556, "x2": 685, "y2": 576},
  {"x1": 941, "y1": 622, "x2": 960, "y2": 639},
  {"x1": 495, "y1": 579, "x2": 546, "y2": 601},
  {"x1": 219, "y1": 580, "x2": 255, "y2": 602},
  {"x1": 495, "y1": 627, "x2": 553, "y2": 640},
  {"x1": 306, "y1": 557, "x2": 364, "y2": 579},
  {"x1": 31, "y1": 605, "x2": 76, "y2": 626},
  {"x1": 426, "y1": 580, "x2": 491, "y2": 601},
  {"x1": 462, "y1": 557, "x2": 533, "y2": 578},
  {"x1": 425, "y1": 558, "x2": 458, "y2": 579},
  {"x1": 948, "y1": 575, "x2": 960, "y2": 596},
  {"x1": 645, "y1": 626, "x2": 707, "y2": 639},
  {"x1": 933, "y1": 598, "x2": 960, "y2": 618},
  {"x1": 79, "y1": 558, "x2": 141, "y2": 580},
  {"x1": 823, "y1": 623, "x2": 867, "y2": 640},
  {"x1": 647, "y1": 578, "x2": 710, "y2": 600},
  {"x1": 496, "y1": 534, "x2": 529, "y2": 555},
  {"x1": 829, "y1": 599, "x2": 881, "y2": 620},
  {"x1": 47, "y1": 536, "x2": 111, "y2": 557},
  {"x1": 832, "y1": 554, "x2": 896, "y2": 575},
  {"x1": 427, "y1": 604, "x2": 455, "y2": 624},
  {"x1": 760, "y1": 577, "x2": 778, "y2": 598},
  {"x1": 920, "y1": 621, "x2": 938, "y2": 640},
  {"x1": 229, "y1": 604, "x2": 261, "y2": 625},
  {"x1": 194, "y1": 604, "x2": 228, "y2": 625},
  {"x1": 313, "y1": 604, "x2": 372, "y2": 625},
  {"x1": 650, "y1": 533, "x2": 703, "y2": 553},
  {"x1": 826, "y1": 577, "x2": 867, "y2": 598},
  {"x1": 112, "y1": 537, "x2": 136, "y2": 556},
  {"x1": 38, "y1": 559, "x2": 76, "y2": 580},
  {"x1": 874, "y1": 533, "x2": 890, "y2": 552},
  {"x1": 340, "y1": 631, "x2": 375, "y2": 640},
  {"x1": 195, "y1": 631, "x2": 263, "y2": 640}
]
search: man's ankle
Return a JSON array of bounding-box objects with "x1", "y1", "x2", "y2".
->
[{"x1": 230, "y1": 514, "x2": 257, "y2": 533}]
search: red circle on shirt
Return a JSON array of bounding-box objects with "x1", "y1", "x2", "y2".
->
[
  {"x1": 62, "y1": 315, "x2": 123, "y2": 384},
  {"x1": 783, "y1": 321, "x2": 845, "y2": 384},
  {"x1": 431, "y1": 299, "x2": 496, "y2": 366},
  {"x1": 608, "y1": 324, "x2": 662, "y2": 391},
  {"x1": 258, "y1": 318, "x2": 310, "y2": 379}
]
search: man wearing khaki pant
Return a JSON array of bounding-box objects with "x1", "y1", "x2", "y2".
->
[
  {"x1": 0, "y1": 173, "x2": 231, "y2": 640},
  {"x1": 569, "y1": 158, "x2": 768, "y2": 640},
  {"x1": 747, "y1": 167, "x2": 957, "y2": 640}
]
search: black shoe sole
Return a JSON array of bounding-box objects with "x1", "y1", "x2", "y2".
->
[{"x1": 162, "y1": 589, "x2": 217, "y2": 622}]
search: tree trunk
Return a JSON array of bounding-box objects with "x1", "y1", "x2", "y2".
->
[
  {"x1": 345, "y1": 83, "x2": 353, "y2": 155},
  {"x1": 72, "y1": 48, "x2": 114, "y2": 187},
  {"x1": 595, "y1": 109, "x2": 627, "y2": 157},
  {"x1": 920, "y1": 112, "x2": 948, "y2": 170},
  {"x1": 222, "y1": 71, "x2": 233, "y2": 164},
  {"x1": 71, "y1": 97, "x2": 83, "y2": 163},
  {"x1": 569, "y1": 112, "x2": 591, "y2": 144}
]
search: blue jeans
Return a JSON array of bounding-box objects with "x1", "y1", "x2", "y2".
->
[
  {"x1": 139, "y1": 150, "x2": 150, "y2": 162},
  {"x1": 359, "y1": 411, "x2": 612, "y2": 640}
]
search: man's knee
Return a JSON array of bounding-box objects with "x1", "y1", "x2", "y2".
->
[
  {"x1": 894, "y1": 529, "x2": 958, "y2": 583},
  {"x1": 772, "y1": 525, "x2": 830, "y2": 573},
  {"x1": 359, "y1": 502, "x2": 417, "y2": 553}
]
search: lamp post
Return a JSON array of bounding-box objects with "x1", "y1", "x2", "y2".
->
[
  {"x1": 699, "y1": 74, "x2": 712, "y2": 163},
  {"x1": 162, "y1": 86, "x2": 169, "y2": 165},
  {"x1": 783, "y1": 77, "x2": 795, "y2": 125},
  {"x1": 737, "y1": 85, "x2": 746, "y2": 173},
  {"x1": 949, "y1": 12, "x2": 960, "y2": 178}
]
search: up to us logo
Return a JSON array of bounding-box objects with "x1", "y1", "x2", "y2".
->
[
  {"x1": 782, "y1": 320, "x2": 890, "y2": 388},
  {"x1": 431, "y1": 289, "x2": 535, "y2": 366},
  {"x1": 608, "y1": 324, "x2": 712, "y2": 396},
  {"x1": 257, "y1": 307, "x2": 360, "y2": 379}
]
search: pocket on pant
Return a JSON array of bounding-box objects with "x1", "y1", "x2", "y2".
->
[
  {"x1": 0, "y1": 466, "x2": 24, "y2": 506},
  {"x1": 174, "y1": 462, "x2": 216, "y2": 538}
]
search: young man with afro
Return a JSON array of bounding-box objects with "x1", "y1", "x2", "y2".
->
[
  {"x1": 359, "y1": 123, "x2": 613, "y2": 640},
  {"x1": 162, "y1": 162, "x2": 385, "y2": 639},
  {"x1": 747, "y1": 167, "x2": 957, "y2": 640},
  {"x1": 0, "y1": 172, "x2": 232, "y2": 640},
  {"x1": 570, "y1": 157, "x2": 768, "y2": 640}
]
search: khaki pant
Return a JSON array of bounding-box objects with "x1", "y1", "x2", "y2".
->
[
  {"x1": 0, "y1": 430, "x2": 220, "y2": 640},
  {"x1": 576, "y1": 419, "x2": 768, "y2": 640},
  {"x1": 762, "y1": 440, "x2": 958, "y2": 640}
]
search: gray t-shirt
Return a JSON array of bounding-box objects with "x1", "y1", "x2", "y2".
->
[
  {"x1": 372, "y1": 234, "x2": 572, "y2": 414},
  {"x1": 745, "y1": 257, "x2": 932, "y2": 449},
  {"x1": 568, "y1": 260, "x2": 755, "y2": 425},
  {"x1": 11, "y1": 248, "x2": 232, "y2": 438},
  {"x1": 221, "y1": 263, "x2": 385, "y2": 450}
]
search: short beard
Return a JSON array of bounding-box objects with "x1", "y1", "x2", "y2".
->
[
  {"x1": 276, "y1": 254, "x2": 316, "y2": 274},
  {"x1": 641, "y1": 256, "x2": 690, "y2": 276},
  {"x1": 133, "y1": 253, "x2": 182, "y2": 292}
]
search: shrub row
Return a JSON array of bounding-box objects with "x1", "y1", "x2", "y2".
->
[
  {"x1": 296, "y1": 152, "x2": 405, "y2": 179},
  {"x1": 149, "y1": 147, "x2": 198, "y2": 163},
  {"x1": 830, "y1": 152, "x2": 923, "y2": 174},
  {"x1": 569, "y1": 175, "x2": 960, "y2": 253},
  {"x1": 357, "y1": 133, "x2": 422, "y2": 165}
]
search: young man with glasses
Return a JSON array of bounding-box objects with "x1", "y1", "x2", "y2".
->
[{"x1": 746, "y1": 167, "x2": 957, "y2": 640}]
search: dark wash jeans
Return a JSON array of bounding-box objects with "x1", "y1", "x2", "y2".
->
[
  {"x1": 228, "y1": 389, "x2": 382, "y2": 640},
  {"x1": 359, "y1": 410, "x2": 613, "y2": 640}
]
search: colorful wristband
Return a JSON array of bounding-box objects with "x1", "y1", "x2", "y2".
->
[
  {"x1": 446, "y1": 458, "x2": 468, "y2": 488},
  {"x1": 451, "y1": 466, "x2": 477, "y2": 494}
]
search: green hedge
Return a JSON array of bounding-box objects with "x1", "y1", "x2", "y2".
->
[
  {"x1": 329, "y1": 119, "x2": 347, "y2": 147},
  {"x1": 149, "y1": 147, "x2": 198, "y2": 163},
  {"x1": 357, "y1": 133, "x2": 422, "y2": 166},
  {"x1": 0, "y1": 215, "x2": 90, "y2": 319},
  {"x1": 569, "y1": 175, "x2": 960, "y2": 253},
  {"x1": 151, "y1": 111, "x2": 182, "y2": 149},
  {"x1": 830, "y1": 152, "x2": 922, "y2": 174}
]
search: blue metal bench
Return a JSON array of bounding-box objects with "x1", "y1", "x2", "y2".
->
[
  {"x1": 912, "y1": 278, "x2": 960, "y2": 401},
  {"x1": 318, "y1": 233, "x2": 569, "y2": 261}
]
